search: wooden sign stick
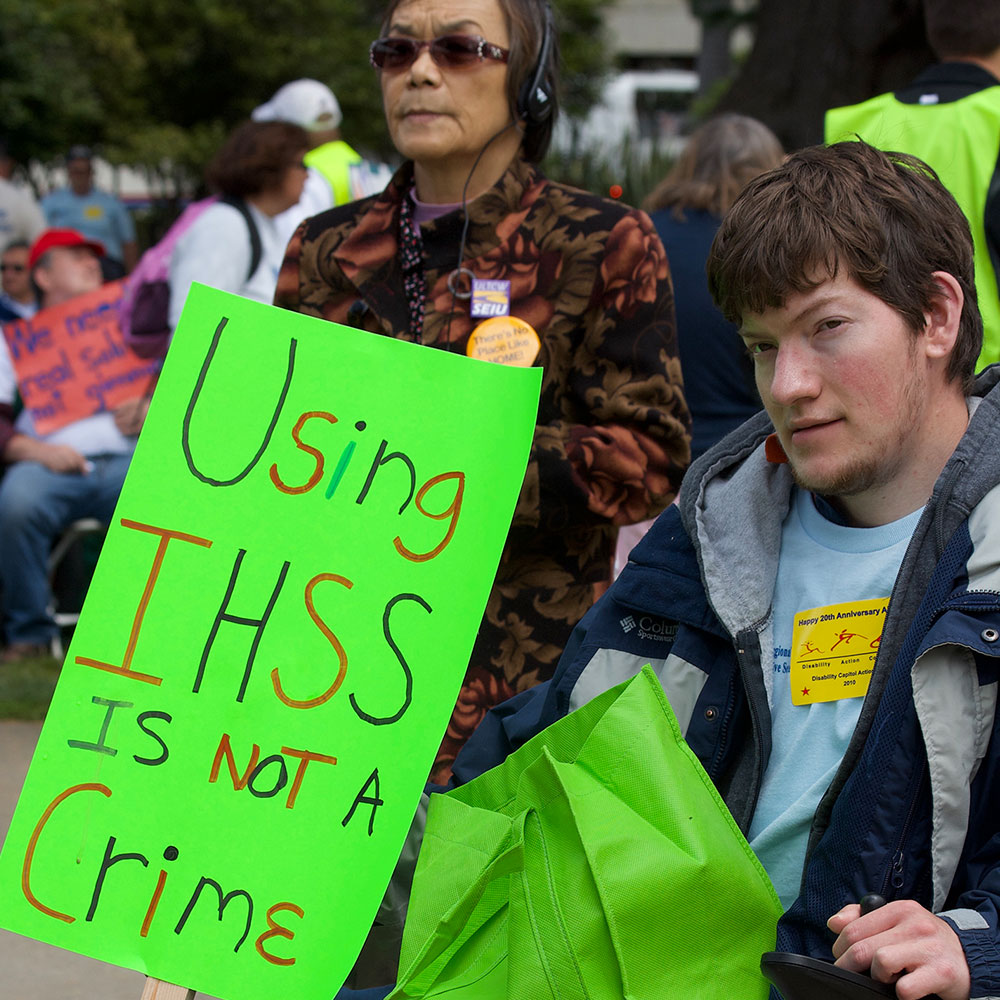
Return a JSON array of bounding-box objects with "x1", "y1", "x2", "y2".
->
[{"x1": 140, "y1": 977, "x2": 196, "y2": 1000}]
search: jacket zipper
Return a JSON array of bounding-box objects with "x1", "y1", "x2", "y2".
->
[
  {"x1": 709, "y1": 669, "x2": 738, "y2": 780},
  {"x1": 734, "y1": 631, "x2": 768, "y2": 829},
  {"x1": 879, "y1": 760, "x2": 926, "y2": 899}
]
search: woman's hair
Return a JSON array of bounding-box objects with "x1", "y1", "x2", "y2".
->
[
  {"x1": 206, "y1": 121, "x2": 310, "y2": 199},
  {"x1": 642, "y1": 114, "x2": 784, "y2": 219},
  {"x1": 378, "y1": 0, "x2": 560, "y2": 162}
]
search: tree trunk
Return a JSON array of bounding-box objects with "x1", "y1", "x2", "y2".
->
[
  {"x1": 698, "y1": 20, "x2": 734, "y2": 98},
  {"x1": 716, "y1": 0, "x2": 933, "y2": 150}
]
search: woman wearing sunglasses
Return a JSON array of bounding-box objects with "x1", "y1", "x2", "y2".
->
[{"x1": 275, "y1": 0, "x2": 690, "y2": 797}]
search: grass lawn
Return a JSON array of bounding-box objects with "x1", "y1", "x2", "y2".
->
[{"x1": 0, "y1": 653, "x2": 61, "y2": 719}]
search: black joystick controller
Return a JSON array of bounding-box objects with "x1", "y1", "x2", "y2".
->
[{"x1": 761, "y1": 894, "x2": 941, "y2": 999}]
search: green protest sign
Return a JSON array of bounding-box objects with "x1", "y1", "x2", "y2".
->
[{"x1": 0, "y1": 284, "x2": 541, "y2": 1000}]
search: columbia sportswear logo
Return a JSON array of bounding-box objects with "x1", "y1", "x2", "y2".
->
[{"x1": 621, "y1": 615, "x2": 678, "y2": 643}]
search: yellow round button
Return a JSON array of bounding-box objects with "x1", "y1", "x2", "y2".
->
[{"x1": 466, "y1": 316, "x2": 541, "y2": 367}]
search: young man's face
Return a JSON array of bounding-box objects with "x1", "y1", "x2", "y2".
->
[{"x1": 739, "y1": 271, "x2": 957, "y2": 521}]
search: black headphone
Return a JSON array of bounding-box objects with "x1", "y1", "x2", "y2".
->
[{"x1": 515, "y1": 1, "x2": 555, "y2": 126}]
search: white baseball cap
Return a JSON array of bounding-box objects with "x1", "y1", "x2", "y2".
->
[{"x1": 252, "y1": 79, "x2": 342, "y2": 132}]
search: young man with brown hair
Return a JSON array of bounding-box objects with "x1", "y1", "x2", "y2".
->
[{"x1": 446, "y1": 141, "x2": 1000, "y2": 1000}]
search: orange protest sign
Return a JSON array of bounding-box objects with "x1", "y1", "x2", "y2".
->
[{"x1": 2, "y1": 281, "x2": 160, "y2": 435}]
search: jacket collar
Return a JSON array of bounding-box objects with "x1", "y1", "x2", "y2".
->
[
  {"x1": 671, "y1": 365, "x2": 1000, "y2": 638},
  {"x1": 331, "y1": 154, "x2": 542, "y2": 313},
  {"x1": 906, "y1": 60, "x2": 1000, "y2": 93}
]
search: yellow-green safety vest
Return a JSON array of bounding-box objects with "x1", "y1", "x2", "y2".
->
[
  {"x1": 826, "y1": 87, "x2": 1000, "y2": 370},
  {"x1": 305, "y1": 140, "x2": 364, "y2": 207}
]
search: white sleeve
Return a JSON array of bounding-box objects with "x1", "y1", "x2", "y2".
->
[
  {"x1": 271, "y1": 168, "x2": 334, "y2": 250},
  {"x1": 0, "y1": 335, "x2": 18, "y2": 406},
  {"x1": 19, "y1": 193, "x2": 46, "y2": 243},
  {"x1": 168, "y1": 204, "x2": 252, "y2": 328}
]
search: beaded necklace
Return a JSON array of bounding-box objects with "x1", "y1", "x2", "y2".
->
[{"x1": 397, "y1": 190, "x2": 426, "y2": 343}]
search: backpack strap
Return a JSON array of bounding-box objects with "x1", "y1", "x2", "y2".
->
[{"x1": 219, "y1": 196, "x2": 263, "y2": 281}]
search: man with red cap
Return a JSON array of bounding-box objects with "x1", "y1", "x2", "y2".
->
[{"x1": 0, "y1": 228, "x2": 140, "y2": 662}]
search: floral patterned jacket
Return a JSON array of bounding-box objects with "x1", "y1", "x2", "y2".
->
[{"x1": 275, "y1": 154, "x2": 690, "y2": 781}]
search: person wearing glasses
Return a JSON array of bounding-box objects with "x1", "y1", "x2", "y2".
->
[
  {"x1": 275, "y1": 0, "x2": 691, "y2": 802},
  {"x1": 0, "y1": 240, "x2": 37, "y2": 320},
  {"x1": 168, "y1": 120, "x2": 310, "y2": 331}
]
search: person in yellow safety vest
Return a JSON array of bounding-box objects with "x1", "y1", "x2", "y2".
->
[
  {"x1": 825, "y1": 0, "x2": 1000, "y2": 372},
  {"x1": 253, "y1": 79, "x2": 392, "y2": 247}
]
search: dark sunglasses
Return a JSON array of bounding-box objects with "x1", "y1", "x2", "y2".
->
[
  {"x1": 0, "y1": 263, "x2": 25, "y2": 273},
  {"x1": 369, "y1": 34, "x2": 509, "y2": 71}
]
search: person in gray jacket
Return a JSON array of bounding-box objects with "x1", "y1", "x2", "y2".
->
[{"x1": 435, "y1": 140, "x2": 1000, "y2": 1000}]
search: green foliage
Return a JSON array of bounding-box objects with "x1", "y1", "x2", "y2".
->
[
  {"x1": 0, "y1": 0, "x2": 388, "y2": 184},
  {"x1": 120, "y1": 0, "x2": 391, "y2": 185},
  {"x1": 544, "y1": 137, "x2": 677, "y2": 212},
  {"x1": 0, "y1": 0, "x2": 144, "y2": 163},
  {"x1": 555, "y1": 0, "x2": 615, "y2": 119},
  {"x1": 0, "y1": 0, "x2": 613, "y2": 191}
]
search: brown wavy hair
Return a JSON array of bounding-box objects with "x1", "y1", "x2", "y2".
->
[
  {"x1": 206, "y1": 120, "x2": 309, "y2": 198},
  {"x1": 642, "y1": 114, "x2": 784, "y2": 218},
  {"x1": 707, "y1": 140, "x2": 982, "y2": 390}
]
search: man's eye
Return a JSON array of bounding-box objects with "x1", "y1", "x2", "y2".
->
[{"x1": 745, "y1": 342, "x2": 774, "y2": 357}]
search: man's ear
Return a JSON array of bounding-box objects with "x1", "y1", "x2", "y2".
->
[
  {"x1": 922, "y1": 271, "x2": 964, "y2": 361},
  {"x1": 31, "y1": 266, "x2": 51, "y2": 296}
]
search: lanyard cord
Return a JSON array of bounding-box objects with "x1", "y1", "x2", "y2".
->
[
  {"x1": 444, "y1": 121, "x2": 519, "y2": 345},
  {"x1": 398, "y1": 121, "x2": 520, "y2": 349}
]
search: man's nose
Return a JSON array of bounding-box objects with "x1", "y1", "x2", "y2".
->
[{"x1": 767, "y1": 343, "x2": 820, "y2": 406}]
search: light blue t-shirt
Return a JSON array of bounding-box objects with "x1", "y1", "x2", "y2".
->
[
  {"x1": 748, "y1": 488, "x2": 922, "y2": 909},
  {"x1": 41, "y1": 187, "x2": 137, "y2": 263}
]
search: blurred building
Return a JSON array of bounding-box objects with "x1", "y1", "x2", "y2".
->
[
  {"x1": 554, "y1": 0, "x2": 704, "y2": 167},
  {"x1": 607, "y1": 0, "x2": 700, "y2": 68}
]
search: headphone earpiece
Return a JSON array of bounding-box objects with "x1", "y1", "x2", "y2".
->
[{"x1": 515, "y1": 2, "x2": 555, "y2": 126}]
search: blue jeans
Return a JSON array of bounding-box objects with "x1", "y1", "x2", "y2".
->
[{"x1": 0, "y1": 453, "x2": 131, "y2": 644}]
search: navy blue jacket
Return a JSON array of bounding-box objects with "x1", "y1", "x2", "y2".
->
[{"x1": 448, "y1": 367, "x2": 1000, "y2": 999}]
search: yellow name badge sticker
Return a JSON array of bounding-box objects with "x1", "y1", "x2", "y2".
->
[
  {"x1": 790, "y1": 597, "x2": 889, "y2": 705},
  {"x1": 467, "y1": 315, "x2": 541, "y2": 367}
]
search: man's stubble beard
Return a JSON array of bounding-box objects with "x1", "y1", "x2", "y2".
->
[{"x1": 788, "y1": 346, "x2": 926, "y2": 502}]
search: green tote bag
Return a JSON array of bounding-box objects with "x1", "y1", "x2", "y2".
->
[{"x1": 389, "y1": 666, "x2": 783, "y2": 999}]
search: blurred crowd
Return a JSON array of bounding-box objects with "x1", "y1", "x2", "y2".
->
[
  {"x1": 0, "y1": 66, "x2": 709, "y2": 694},
  {"x1": 1, "y1": 0, "x2": 998, "y2": 776},
  {"x1": 2, "y1": 0, "x2": 998, "y2": 767}
]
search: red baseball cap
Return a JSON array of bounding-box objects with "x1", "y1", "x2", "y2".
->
[{"x1": 29, "y1": 228, "x2": 105, "y2": 270}]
